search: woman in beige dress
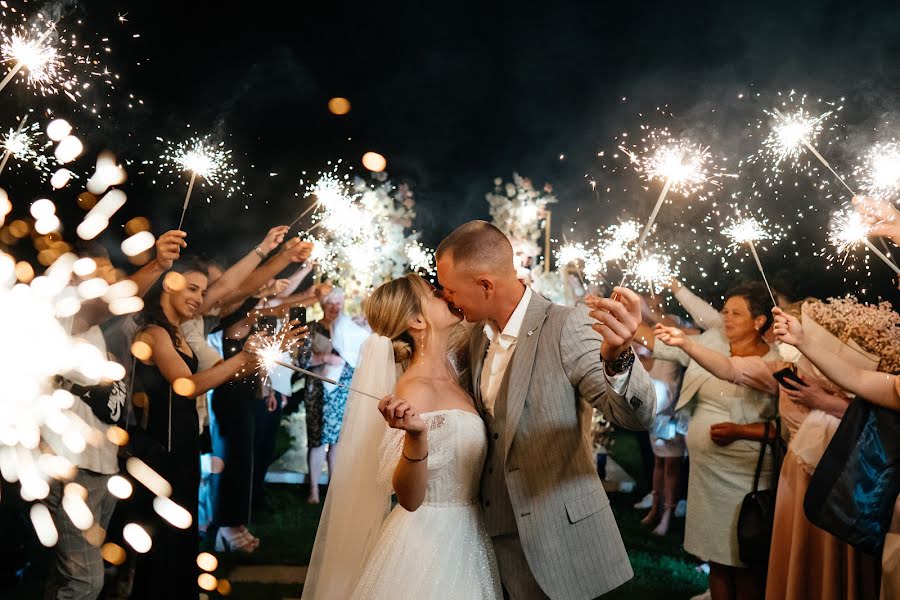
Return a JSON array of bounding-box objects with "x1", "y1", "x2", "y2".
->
[
  {"x1": 643, "y1": 282, "x2": 778, "y2": 600},
  {"x1": 657, "y1": 300, "x2": 883, "y2": 599}
]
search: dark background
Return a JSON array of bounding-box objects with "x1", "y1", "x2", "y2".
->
[{"x1": 2, "y1": 0, "x2": 899, "y2": 302}]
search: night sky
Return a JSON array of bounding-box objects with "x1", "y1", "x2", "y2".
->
[{"x1": 2, "y1": 0, "x2": 900, "y2": 301}]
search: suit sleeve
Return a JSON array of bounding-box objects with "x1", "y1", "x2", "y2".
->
[{"x1": 560, "y1": 306, "x2": 656, "y2": 431}]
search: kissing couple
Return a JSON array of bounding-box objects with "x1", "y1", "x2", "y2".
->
[{"x1": 302, "y1": 221, "x2": 656, "y2": 600}]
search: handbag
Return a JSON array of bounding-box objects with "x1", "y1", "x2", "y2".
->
[
  {"x1": 737, "y1": 420, "x2": 784, "y2": 565},
  {"x1": 804, "y1": 397, "x2": 900, "y2": 555}
]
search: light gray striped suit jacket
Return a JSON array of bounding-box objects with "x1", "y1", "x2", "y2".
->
[{"x1": 469, "y1": 292, "x2": 656, "y2": 600}]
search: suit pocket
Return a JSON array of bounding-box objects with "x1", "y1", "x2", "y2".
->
[{"x1": 565, "y1": 488, "x2": 611, "y2": 524}]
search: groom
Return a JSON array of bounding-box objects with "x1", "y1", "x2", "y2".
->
[{"x1": 436, "y1": 221, "x2": 656, "y2": 600}]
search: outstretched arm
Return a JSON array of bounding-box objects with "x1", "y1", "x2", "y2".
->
[
  {"x1": 199, "y1": 226, "x2": 289, "y2": 314},
  {"x1": 654, "y1": 324, "x2": 742, "y2": 384},
  {"x1": 130, "y1": 230, "x2": 187, "y2": 297},
  {"x1": 138, "y1": 326, "x2": 253, "y2": 397},
  {"x1": 564, "y1": 294, "x2": 656, "y2": 431},
  {"x1": 773, "y1": 308, "x2": 900, "y2": 410},
  {"x1": 670, "y1": 279, "x2": 723, "y2": 331},
  {"x1": 220, "y1": 239, "x2": 313, "y2": 308}
]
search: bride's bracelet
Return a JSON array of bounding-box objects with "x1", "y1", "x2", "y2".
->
[{"x1": 402, "y1": 451, "x2": 428, "y2": 463}]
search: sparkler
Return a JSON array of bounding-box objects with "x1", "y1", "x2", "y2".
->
[
  {"x1": 766, "y1": 106, "x2": 855, "y2": 196},
  {"x1": 0, "y1": 115, "x2": 47, "y2": 173},
  {"x1": 620, "y1": 135, "x2": 718, "y2": 286},
  {"x1": 723, "y1": 215, "x2": 780, "y2": 306},
  {"x1": 855, "y1": 141, "x2": 900, "y2": 201},
  {"x1": 0, "y1": 26, "x2": 57, "y2": 95},
  {"x1": 272, "y1": 359, "x2": 383, "y2": 401},
  {"x1": 625, "y1": 251, "x2": 678, "y2": 294},
  {"x1": 405, "y1": 240, "x2": 435, "y2": 276},
  {"x1": 828, "y1": 209, "x2": 900, "y2": 275},
  {"x1": 157, "y1": 136, "x2": 241, "y2": 230}
]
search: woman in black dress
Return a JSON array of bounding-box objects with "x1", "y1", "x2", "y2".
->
[{"x1": 130, "y1": 259, "x2": 305, "y2": 599}]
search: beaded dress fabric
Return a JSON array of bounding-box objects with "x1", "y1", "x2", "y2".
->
[{"x1": 352, "y1": 409, "x2": 502, "y2": 599}]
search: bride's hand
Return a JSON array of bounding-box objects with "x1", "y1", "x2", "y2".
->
[{"x1": 378, "y1": 395, "x2": 427, "y2": 435}]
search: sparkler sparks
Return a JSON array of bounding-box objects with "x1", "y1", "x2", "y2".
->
[
  {"x1": 722, "y1": 211, "x2": 785, "y2": 306},
  {"x1": 763, "y1": 106, "x2": 831, "y2": 166},
  {"x1": 640, "y1": 140, "x2": 714, "y2": 196},
  {"x1": 856, "y1": 141, "x2": 900, "y2": 201},
  {"x1": 0, "y1": 28, "x2": 60, "y2": 92},
  {"x1": 555, "y1": 242, "x2": 587, "y2": 269},
  {"x1": 0, "y1": 120, "x2": 49, "y2": 175},
  {"x1": 828, "y1": 209, "x2": 872, "y2": 258},
  {"x1": 626, "y1": 251, "x2": 678, "y2": 293},
  {"x1": 158, "y1": 136, "x2": 241, "y2": 193},
  {"x1": 0, "y1": 13, "x2": 134, "y2": 117},
  {"x1": 827, "y1": 208, "x2": 900, "y2": 274},
  {"x1": 405, "y1": 240, "x2": 435, "y2": 276},
  {"x1": 721, "y1": 212, "x2": 784, "y2": 254},
  {"x1": 156, "y1": 135, "x2": 242, "y2": 229}
]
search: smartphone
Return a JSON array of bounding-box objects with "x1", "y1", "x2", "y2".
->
[
  {"x1": 257, "y1": 315, "x2": 277, "y2": 335},
  {"x1": 772, "y1": 366, "x2": 803, "y2": 391},
  {"x1": 289, "y1": 306, "x2": 307, "y2": 328}
]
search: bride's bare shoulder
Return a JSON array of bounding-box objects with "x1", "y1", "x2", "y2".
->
[{"x1": 395, "y1": 374, "x2": 440, "y2": 413}]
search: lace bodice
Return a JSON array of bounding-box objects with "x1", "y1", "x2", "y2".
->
[{"x1": 378, "y1": 409, "x2": 487, "y2": 506}]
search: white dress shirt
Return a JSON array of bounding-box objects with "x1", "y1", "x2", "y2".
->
[{"x1": 479, "y1": 288, "x2": 630, "y2": 416}]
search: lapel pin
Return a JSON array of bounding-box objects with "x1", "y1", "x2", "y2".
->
[{"x1": 527, "y1": 328, "x2": 535, "y2": 337}]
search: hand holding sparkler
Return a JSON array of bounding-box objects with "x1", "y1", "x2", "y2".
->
[
  {"x1": 258, "y1": 225, "x2": 290, "y2": 255},
  {"x1": 585, "y1": 287, "x2": 642, "y2": 364},
  {"x1": 852, "y1": 195, "x2": 900, "y2": 245},
  {"x1": 279, "y1": 238, "x2": 315, "y2": 264},
  {"x1": 829, "y1": 208, "x2": 900, "y2": 275},
  {"x1": 771, "y1": 308, "x2": 804, "y2": 348},
  {"x1": 653, "y1": 323, "x2": 694, "y2": 351},
  {"x1": 378, "y1": 394, "x2": 427, "y2": 436},
  {"x1": 153, "y1": 230, "x2": 187, "y2": 271}
]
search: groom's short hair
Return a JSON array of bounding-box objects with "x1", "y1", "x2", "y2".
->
[{"x1": 436, "y1": 220, "x2": 515, "y2": 275}]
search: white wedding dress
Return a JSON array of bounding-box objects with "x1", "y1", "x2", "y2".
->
[{"x1": 352, "y1": 408, "x2": 503, "y2": 599}]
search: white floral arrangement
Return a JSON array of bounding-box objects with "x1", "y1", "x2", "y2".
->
[
  {"x1": 308, "y1": 173, "x2": 434, "y2": 310},
  {"x1": 530, "y1": 269, "x2": 578, "y2": 306},
  {"x1": 486, "y1": 173, "x2": 556, "y2": 268}
]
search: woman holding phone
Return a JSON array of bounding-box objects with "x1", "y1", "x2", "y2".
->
[{"x1": 655, "y1": 298, "x2": 881, "y2": 600}]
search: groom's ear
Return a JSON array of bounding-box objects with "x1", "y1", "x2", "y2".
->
[{"x1": 479, "y1": 276, "x2": 495, "y2": 297}]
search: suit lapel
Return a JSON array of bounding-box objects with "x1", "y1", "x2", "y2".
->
[{"x1": 499, "y1": 294, "x2": 550, "y2": 460}]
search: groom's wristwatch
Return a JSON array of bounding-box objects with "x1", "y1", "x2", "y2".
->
[{"x1": 603, "y1": 347, "x2": 635, "y2": 375}]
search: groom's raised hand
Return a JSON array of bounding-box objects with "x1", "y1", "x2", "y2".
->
[{"x1": 586, "y1": 287, "x2": 641, "y2": 362}]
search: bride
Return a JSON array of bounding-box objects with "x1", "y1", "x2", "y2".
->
[{"x1": 301, "y1": 273, "x2": 502, "y2": 599}]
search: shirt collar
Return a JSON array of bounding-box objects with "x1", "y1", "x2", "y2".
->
[{"x1": 483, "y1": 287, "x2": 533, "y2": 350}]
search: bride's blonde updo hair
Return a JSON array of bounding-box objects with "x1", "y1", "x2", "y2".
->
[{"x1": 365, "y1": 273, "x2": 434, "y2": 364}]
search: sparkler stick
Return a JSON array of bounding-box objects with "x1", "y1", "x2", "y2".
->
[
  {"x1": 176, "y1": 171, "x2": 197, "y2": 231},
  {"x1": 863, "y1": 238, "x2": 900, "y2": 275},
  {"x1": 0, "y1": 114, "x2": 28, "y2": 175},
  {"x1": 0, "y1": 28, "x2": 54, "y2": 95},
  {"x1": 272, "y1": 360, "x2": 382, "y2": 400},
  {"x1": 287, "y1": 202, "x2": 317, "y2": 230},
  {"x1": 299, "y1": 221, "x2": 323, "y2": 237},
  {"x1": 619, "y1": 177, "x2": 674, "y2": 288},
  {"x1": 746, "y1": 239, "x2": 777, "y2": 306}
]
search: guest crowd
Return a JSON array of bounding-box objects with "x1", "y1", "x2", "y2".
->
[{"x1": 0, "y1": 195, "x2": 897, "y2": 599}]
